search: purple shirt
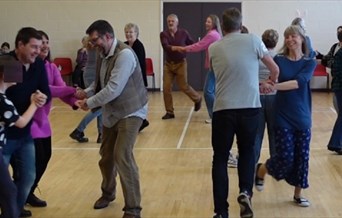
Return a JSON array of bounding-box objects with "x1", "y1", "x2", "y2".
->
[
  {"x1": 160, "y1": 28, "x2": 194, "y2": 62},
  {"x1": 30, "y1": 61, "x2": 77, "y2": 138},
  {"x1": 185, "y1": 29, "x2": 221, "y2": 69},
  {"x1": 76, "y1": 48, "x2": 88, "y2": 67}
]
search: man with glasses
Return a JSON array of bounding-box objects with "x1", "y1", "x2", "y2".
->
[{"x1": 75, "y1": 20, "x2": 147, "y2": 218}]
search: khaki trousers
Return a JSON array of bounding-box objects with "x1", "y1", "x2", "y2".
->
[
  {"x1": 163, "y1": 60, "x2": 201, "y2": 114},
  {"x1": 98, "y1": 116, "x2": 143, "y2": 215}
]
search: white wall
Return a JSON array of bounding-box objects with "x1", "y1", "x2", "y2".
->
[{"x1": 0, "y1": 0, "x2": 341, "y2": 89}]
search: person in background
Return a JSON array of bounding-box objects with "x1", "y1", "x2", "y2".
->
[
  {"x1": 76, "y1": 20, "x2": 148, "y2": 218},
  {"x1": 3, "y1": 27, "x2": 51, "y2": 217},
  {"x1": 69, "y1": 37, "x2": 103, "y2": 143},
  {"x1": 254, "y1": 29, "x2": 279, "y2": 164},
  {"x1": 291, "y1": 17, "x2": 316, "y2": 58},
  {"x1": 160, "y1": 14, "x2": 202, "y2": 120},
  {"x1": 256, "y1": 25, "x2": 316, "y2": 208},
  {"x1": 172, "y1": 14, "x2": 222, "y2": 124},
  {"x1": 171, "y1": 14, "x2": 238, "y2": 168},
  {"x1": 0, "y1": 60, "x2": 41, "y2": 218},
  {"x1": 124, "y1": 23, "x2": 150, "y2": 132},
  {"x1": 25, "y1": 30, "x2": 78, "y2": 208},
  {"x1": 209, "y1": 8, "x2": 279, "y2": 218},
  {"x1": 0, "y1": 42, "x2": 10, "y2": 55},
  {"x1": 72, "y1": 36, "x2": 88, "y2": 88},
  {"x1": 320, "y1": 25, "x2": 342, "y2": 154},
  {"x1": 241, "y1": 25, "x2": 249, "y2": 34}
]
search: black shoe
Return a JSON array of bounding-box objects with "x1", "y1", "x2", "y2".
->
[
  {"x1": 237, "y1": 192, "x2": 253, "y2": 218},
  {"x1": 194, "y1": 97, "x2": 202, "y2": 112},
  {"x1": 213, "y1": 213, "x2": 228, "y2": 218},
  {"x1": 139, "y1": 119, "x2": 150, "y2": 132},
  {"x1": 162, "y1": 113, "x2": 175, "y2": 120},
  {"x1": 96, "y1": 134, "x2": 102, "y2": 144},
  {"x1": 69, "y1": 129, "x2": 89, "y2": 143},
  {"x1": 328, "y1": 146, "x2": 342, "y2": 155},
  {"x1": 26, "y1": 193, "x2": 47, "y2": 207},
  {"x1": 20, "y1": 209, "x2": 32, "y2": 217}
]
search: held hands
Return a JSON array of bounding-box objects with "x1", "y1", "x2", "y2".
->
[
  {"x1": 31, "y1": 90, "x2": 47, "y2": 108},
  {"x1": 259, "y1": 80, "x2": 275, "y2": 94},
  {"x1": 75, "y1": 87, "x2": 87, "y2": 100},
  {"x1": 75, "y1": 99, "x2": 89, "y2": 111},
  {"x1": 171, "y1": 46, "x2": 186, "y2": 53}
]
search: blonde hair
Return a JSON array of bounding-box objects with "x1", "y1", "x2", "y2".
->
[
  {"x1": 124, "y1": 23, "x2": 139, "y2": 38},
  {"x1": 279, "y1": 25, "x2": 309, "y2": 56}
]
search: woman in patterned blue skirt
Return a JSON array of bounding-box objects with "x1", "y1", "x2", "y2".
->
[{"x1": 255, "y1": 25, "x2": 316, "y2": 207}]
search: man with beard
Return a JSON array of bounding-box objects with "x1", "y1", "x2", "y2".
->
[
  {"x1": 160, "y1": 14, "x2": 202, "y2": 119},
  {"x1": 75, "y1": 20, "x2": 147, "y2": 218}
]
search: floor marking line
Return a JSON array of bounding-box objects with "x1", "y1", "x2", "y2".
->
[{"x1": 176, "y1": 107, "x2": 194, "y2": 149}]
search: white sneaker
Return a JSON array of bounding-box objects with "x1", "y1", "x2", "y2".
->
[
  {"x1": 228, "y1": 152, "x2": 238, "y2": 168},
  {"x1": 205, "y1": 119, "x2": 212, "y2": 124}
]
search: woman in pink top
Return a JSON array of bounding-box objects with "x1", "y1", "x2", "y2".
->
[
  {"x1": 26, "y1": 30, "x2": 78, "y2": 207},
  {"x1": 172, "y1": 14, "x2": 222, "y2": 123}
]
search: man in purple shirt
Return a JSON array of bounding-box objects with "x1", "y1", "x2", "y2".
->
[{"x1": 160, "y1": 14, "x2": 202, "y2": 119}]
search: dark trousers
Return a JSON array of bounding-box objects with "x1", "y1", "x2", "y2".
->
[
  {"x1": 212, "y1": 108, "x2": 259, "y2": 216},
  {"x1": 30, "y1": 137, "x2": 52, "y2": 195},
  {"x1": 0, "y1": 149, "x2": 19, "y2": 218},
  {"x1": 72, "y1": 65, "x2": 85, "y2": 88}
]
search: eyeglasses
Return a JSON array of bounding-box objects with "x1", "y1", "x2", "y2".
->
[{"x1": 90, "y1": 35, "x2": 102, "y2": 45}]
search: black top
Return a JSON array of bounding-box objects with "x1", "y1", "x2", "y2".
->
[
  {"x1": 0, "y1": 93, "x2": 20, "y2": 147},
  {"x1": 124, "y1": 39, "x2": 147, "y2": 87},
  {"x1": 5, "y1": 51, "x2": 51, "y2": 139}
]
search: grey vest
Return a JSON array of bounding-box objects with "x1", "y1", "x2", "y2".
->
[{"x1": 94, "y1": 40, "x2": 148, "y2": 127}]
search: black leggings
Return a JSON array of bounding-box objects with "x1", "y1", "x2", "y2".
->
[{"x1": 30, "y1": 137, "x2": 52, "y2": 195}]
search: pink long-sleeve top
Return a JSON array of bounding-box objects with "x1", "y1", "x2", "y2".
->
[
  {"x1": 184, "y1": 29, "x2": 221, "y2": 69},
  {"x1": 30, "y1": 61, "x2": 77, "y2": 138}
]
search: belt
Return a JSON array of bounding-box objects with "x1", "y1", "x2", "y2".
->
[{"x1": 166, "y1": 59, "x2": 185, "y2": 64}]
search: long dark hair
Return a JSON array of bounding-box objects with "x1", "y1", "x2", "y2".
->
[{"x1": 37, "y1": 30, "x2": 51, "y2": 62}]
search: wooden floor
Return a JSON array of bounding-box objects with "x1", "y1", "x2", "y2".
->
[{"x1": 28, "y1": 91, "x2": 342, "y2": 218}]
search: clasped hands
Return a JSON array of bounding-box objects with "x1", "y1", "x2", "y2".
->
[
  {"x1": 171, "y1": 46, "x2": 186, "y2": 53},
  {"x1": 259, "y1": 80, "x2": 276, "y2": 94},
  {"x1": 31, "y1": 90, "x2": 47, "y2": 108},
  {"x1": 74, "y1": 87, "x2": 89, "y2": 111}
]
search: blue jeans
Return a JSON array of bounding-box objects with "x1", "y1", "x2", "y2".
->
[
  {"x1": 77, "y1": 109, "x2": 102, "y2": 134},
  {"x1": 255, "y1": 95, "x2": 276, "y2": 163},
  {"x1": 2, "y1": 135, "x2": 36, "y2": 211},
  {"x1": 212, "y1": 108, "x2": 259, "y2": 216},
  {"x1": 204, "y1": 70, "x2": 215, "y2": 119},
  {"x1": 328, "y1": 90, "x2": 342, "y2": 149},
  {"x1": 0, "y1": 148, "x2": 19, "y2": 218}
]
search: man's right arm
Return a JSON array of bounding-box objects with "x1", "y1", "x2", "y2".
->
[
  {"x1": 160, "y1": 32, "x2": 172, "y2": 53},
  {"x1": 261, "y1": 55, "x2": 279, "y2": 83}
]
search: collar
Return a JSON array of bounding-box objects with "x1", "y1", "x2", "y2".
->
[{"x1": 101, "y1": 38, "x2": 117, "y2": 59}]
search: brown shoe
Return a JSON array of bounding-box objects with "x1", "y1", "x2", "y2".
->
[
  {"x1": 122, "y1": 213, "x2": 141, "y2": 218},
  {"x1": 93, "y1": 196, "x2": 115, "y2": 209},
  {"x1": 161, "y1": 113, "x2": 175, "y2": 120},
  {"x1": 194, "y1": 97, "x2": 202, "y2": 112}
]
